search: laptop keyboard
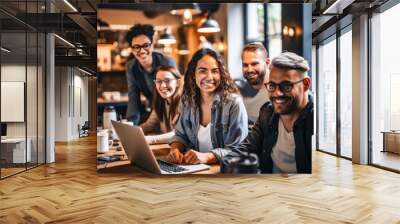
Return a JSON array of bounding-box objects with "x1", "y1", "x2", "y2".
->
[{"x1": 157, "y1": 160, "x2": 188, "y2": 173}]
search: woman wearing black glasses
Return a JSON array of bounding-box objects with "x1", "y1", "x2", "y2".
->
[{"x1": 140, "y1": 65, "x2": 183, "y2": 144}]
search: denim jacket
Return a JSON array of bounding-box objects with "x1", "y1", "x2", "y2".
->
[{"x1": 170, "y1": 92, "x2": 248, "y2": 162}]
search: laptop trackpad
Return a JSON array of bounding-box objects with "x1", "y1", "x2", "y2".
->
[
  {"x1": 158, "y1": 158, "x2": 210, "y2": 174},
  {"x1": 176, "y1": 163, "x2": 210, "y2": 174}
]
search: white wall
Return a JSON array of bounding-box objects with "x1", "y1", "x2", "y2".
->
[
  {"x1": 71, "y1": 72, "x2": 89, "y2": 138},
  {"x1": 1, "y1": 65, "x2": 26, "y2": 141},
  {"x1": 54, "y1": 67, "x2": 89, "y2": 141},
  {"x1": 55, "y1": 66, "x2": 70, "y2": 141},
  {"x1": 1, "y1": 65, "x2": 35, "y2": 137}
]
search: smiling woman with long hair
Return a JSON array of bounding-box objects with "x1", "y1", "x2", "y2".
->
[
  {"x1": 168, "y1": 48, "x2": 248, "y2": 165},
  {"x1": 140, "y1": 65, "x2": 183, "y2": 144}
]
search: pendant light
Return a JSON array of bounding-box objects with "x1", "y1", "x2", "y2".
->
[
  {"x1": 170, "y1": 3, "x2": 201, "y2": 24},
  {"x1": 158, "y1": 29, "x2": 176, "y2": 45},
  {"x1": 197, "y1": 14, "x2": 220, "y2": 33}
]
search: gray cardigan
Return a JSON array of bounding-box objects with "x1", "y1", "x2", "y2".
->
[{"x1": 170, "y1": 92, "x2": 248, "y2": 162}]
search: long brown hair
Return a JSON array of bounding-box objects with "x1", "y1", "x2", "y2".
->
[
  {"x1": 152, "y1": 65, "x2": 184, "y2": 130},
  {"x1": 183, "y1": 48, "x2": 238, "y2": 108}
]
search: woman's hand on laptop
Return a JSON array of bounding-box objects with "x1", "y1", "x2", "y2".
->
[
  {"x1": 167, "y1": 148, "x2": 184, "y2": 164},
  {"x1": 144, "y1": 135, "x2": 155, "y2": 145},
  {"x1": 183, "y1": 150, "x2": 217, "y2": 164}
]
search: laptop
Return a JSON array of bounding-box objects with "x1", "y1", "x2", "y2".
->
[{"x1": 111, "y1": 120, "x2": 210, "y2": 174}]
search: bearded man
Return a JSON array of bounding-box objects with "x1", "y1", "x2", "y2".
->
[
  {"x1": 226, "y1": 52, "x2": 313, "y2": 174},
  {"x1": 240, "y1": 42, "x2": 271, "y2": 123}
]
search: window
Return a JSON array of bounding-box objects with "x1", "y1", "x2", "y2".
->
[
  {"x1": 339, "y1": 27, "x2": 352, "y2": 158},
  {"x1": 244, "y1": 3, "x2": 281, "y2": 59},
  {"x1": 370, "y1": 2, "x2": 400, "y2": 171},
  {"x1": 245, "y1": 3, "x2": 265, "y2": 42},
  {"x1": 312, "y1": 45, "x2": 317, "y2": 150},
  {"x1": 0, "y1": 1, "x2": 47, "y2": 179},
  {"x1": 266, "y1": 4, "x2": 282, "y2": 59},
  {"x1": 317, "y1": 36, "x2": 337, "y2": 155}
]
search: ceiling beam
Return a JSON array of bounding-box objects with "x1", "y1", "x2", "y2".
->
[
  {"x1": 67, "y1": 13, "x2": 97, "y2": 39},
  {"x1": 55, "y1": 55, "x2": 96, "y2": 71}
]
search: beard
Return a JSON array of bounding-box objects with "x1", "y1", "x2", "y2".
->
[
  {"x1": 244, "y1": 69, "x2": 266, "y2": 86},
  {"x1": 270, "y1": 95, "x2": 299, "y2": 115}
]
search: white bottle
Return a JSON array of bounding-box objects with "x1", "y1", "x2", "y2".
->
[{"x1": 103, "y1": 106, "x2": 117, "y2": 130}]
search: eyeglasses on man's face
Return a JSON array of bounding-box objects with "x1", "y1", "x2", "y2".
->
[
  {"x1": 154, "y1": 78, "x2": 177, "y2": 86},
  {"x1": 264, "y1": 79, "x2": 304, "y2": 93},
  {"x1": 131, "y1": 42, "x2": 152, "y2": 52}
]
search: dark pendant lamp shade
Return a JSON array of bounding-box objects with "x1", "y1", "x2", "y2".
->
[
  {"x1": 197, "y1": 16, "x2": 220, "y2": 33},
  {"x1": 158, "y1": 29, "x2": 176, "y2": 45},
  {"x1": 97, "y1": 19, "x2": 109, "y2": 30},
  {"x1": 178, "y1": 43, "x2": 189, "y2": 55}
]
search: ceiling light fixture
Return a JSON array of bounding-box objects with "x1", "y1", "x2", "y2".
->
[
  {"x1": 76, "y1": 48, "x2": 85, "y2": 55},
  {"x1": 1, "y1": 47, "x2": 11, "y2": 53},
  {"x1": 177, "y1": 43, "x2": 189, "y2": 55},
  {"x1": 120, "y1": 48, "x2": 132, "y2": 57},
  {"x1": 183, "y1": 10, "x2": 193, "y2": 25},
  {"x1": 158, "y1": 29, "x2": 176, "y2": 45},
  {"x1": 54, "y1": 34, "x2": 75, "y2": 48},
  {"x1": 63, "y1": 0, "x2": 78, "y2": 12},
  {"x1": 283, "y1": 25, "x2": 296, "y2": 37},
  {"x1": 97, "y1": 19, "x2": 110, "y2": 31},
  {"x1": 108, "y1": 24, "x2": 131, "y2": 31},
  {"x1": 170, "y1": 4, "x2": 201, "y2": 15},
  {"x1": 197, "y1": 15, "x2": 220, "y2": 33},
  {"x1": 178, "y1": 49, "x2": 190, "y2": 55},
  {"x1": 170, "y1": 3, "x2": 201, "y2": 25},
  {"x1": 322, "y1": 0, "x2": 354, "y2": 15},
  {"x1": 78, "y1": 67, "x2": 93, "y2": 76}
]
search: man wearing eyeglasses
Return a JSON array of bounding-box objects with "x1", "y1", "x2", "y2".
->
[
  {"x1": 125, "y1": 24, "x2": 176, "y2": 124},
  {"x1": 224, "y1": 52, "x2": 313, "y2": 173}
]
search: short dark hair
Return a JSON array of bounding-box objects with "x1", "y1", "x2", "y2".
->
[
  {"x1": 125, "y1": 24, "x2": 155, "y2": 44},
  {"x1": 242, "y1": 42, "x2": 268, "y2": 59}
]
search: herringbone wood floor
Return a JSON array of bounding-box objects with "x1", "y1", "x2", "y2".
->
[{"x1": 1, "y1": 136, "x2": 400, "y2": 223}]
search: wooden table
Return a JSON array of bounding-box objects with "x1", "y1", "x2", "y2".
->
[{"x1": 97, "y1": 143, "x2": 220, "y2": 174}]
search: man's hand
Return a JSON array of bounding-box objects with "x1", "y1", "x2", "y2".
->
[
  {"x1": 183, "y1": 150, "x2": 216, "y2": 164},
  {"x1": 167, "y1": 147, "x2": 184, "y2": 164}
]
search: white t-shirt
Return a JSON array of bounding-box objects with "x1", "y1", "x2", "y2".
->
[
  {"x1": 243, "y1": 87, "x2": 269, "y2": 122},
  {"x1": 271, "y1": 118, "x2": 297, "y2": 173},
  {"x1": 198, "y1": 123, "x2": 213, "y2": 153}
]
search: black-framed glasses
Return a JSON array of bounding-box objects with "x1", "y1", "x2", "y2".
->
[
  {"x1": 264, "y1": 79, "x2": 304, "y2": 93},
  {"x1": 154, "y1": 78, "x2": 177, "y2": 86},
  {"x1": 131, "y1": 42, "x2": 152, "y2": 52}
]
